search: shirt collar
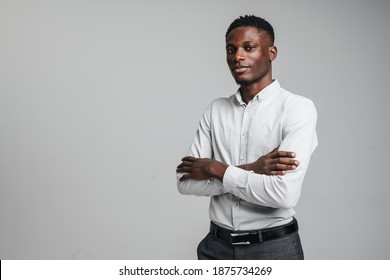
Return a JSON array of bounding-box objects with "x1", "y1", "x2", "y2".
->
[{"x1": 234, "y1": 79, "x2": 280, "y2": 105}]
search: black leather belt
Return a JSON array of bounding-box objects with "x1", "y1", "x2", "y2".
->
[{"x1": 210, "y1": 218, "x2": 298, "y2": 245}]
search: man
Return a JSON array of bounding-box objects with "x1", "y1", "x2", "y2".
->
[{"x1": 176, "y1": 15, "x2": 317, "y2": 260}]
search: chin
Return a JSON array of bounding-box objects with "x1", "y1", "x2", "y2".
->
[{"x1": 235, "y1": 78, "x2": 252, "y2": 85}]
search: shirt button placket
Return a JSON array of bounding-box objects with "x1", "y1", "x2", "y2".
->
[
  {"x1": 232, "y1": 197, "x2": 240, "y2": 230},
  {"x1": 239, "y1": 108, "x2": 249, "y2": 165},
  {"x1": 234, "y1": 107, "x2": 249, "y2": 230}
]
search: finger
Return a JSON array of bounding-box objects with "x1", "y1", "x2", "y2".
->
[
  {"x1": 272, "y1": 163, "x2": 298, "y2": 171},
  {"x1": 176, "y1": 166, "x2": 192, "y2": 173},
  {"x1": 181, "y1": 161, "x2": 194, "y2": 167},
  {"x1": 177, "y1": 159, "x2": 196, "y2": 169},
  {"x1": 181, "y1": 156, "x2": 196, "y2": 162},
  {"x1": 271, "y1": 151, "x2": 296, "y2": 159},
  {"x1": 273, "y1": 158, "x2": 300, "y2": 166},
  {"x1": 270, "y1": 170, "x2": 286, "y2": 176},
  {"x1": 276, "y1": 151, "x2": 296, "y2": 158}
]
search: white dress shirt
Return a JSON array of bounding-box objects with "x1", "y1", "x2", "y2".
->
[{"x1": 177, "y1": 80, "x2": 318, "y2": 230}]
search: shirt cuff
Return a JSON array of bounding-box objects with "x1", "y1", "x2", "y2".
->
[
  {"x1": 211, "y1": 178, "x2": 225, "y2": 195},
  {"x1": 223, "y1": 165, "x2": 253, "y2": 194}
]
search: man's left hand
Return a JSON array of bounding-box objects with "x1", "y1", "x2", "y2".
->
[{"x1": 176, "y1": 156, "x2": 227, "y2": 182}]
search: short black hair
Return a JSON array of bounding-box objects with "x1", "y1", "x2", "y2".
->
[{"x1": 225, "y1": 15, "x2": 275, "y2": 43}]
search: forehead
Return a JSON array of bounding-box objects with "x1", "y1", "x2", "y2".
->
[{"x1": 226, "y1": 26, "x2": 269, "y2": 45}]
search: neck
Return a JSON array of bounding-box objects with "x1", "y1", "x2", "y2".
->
[{"x1": 239, "y1": 76, "x2": 273, "y2": 104}]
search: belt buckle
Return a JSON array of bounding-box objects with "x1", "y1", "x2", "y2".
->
[{"x1": 230, "y1": 232, "x2": 251, "y2": 245}]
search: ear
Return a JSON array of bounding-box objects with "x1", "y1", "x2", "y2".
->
[{"x1": 269, "y1": 45, "x2": 277, "y2": 62}]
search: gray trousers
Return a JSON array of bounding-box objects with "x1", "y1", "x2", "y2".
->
[{"x1": 197, "y1": 227, "x2": 304, "y2": 260}]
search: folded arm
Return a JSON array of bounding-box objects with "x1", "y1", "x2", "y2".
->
[
  {"x1": 176, "y1": 98, "x2": 317, "y2": 208},
  {"x1": 177, "y1": 147, "x2": 299, "y2": 181},
  {"x1": 222, "y1": 99, "x2": 318, "y2": 208}
]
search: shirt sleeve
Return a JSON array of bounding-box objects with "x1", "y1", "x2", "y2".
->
[
  {"x1": 222, "y1": 98, "x2": 318, "y2": 208},
  {"x1": 177, "y1": 102, "x2": 225, "y2": 197}
]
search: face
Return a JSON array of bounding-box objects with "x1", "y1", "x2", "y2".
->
[{"x1": 226, "y1": 26, "x2": 277, "y2": 86}]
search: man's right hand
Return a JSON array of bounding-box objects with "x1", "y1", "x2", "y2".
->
[{"x1": 239, "y1": 146, "x2": 299, "y2": 176}]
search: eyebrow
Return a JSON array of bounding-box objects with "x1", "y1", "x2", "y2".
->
[{"x1": 226, "y1": 40, "x2": 256, "y2": 47}]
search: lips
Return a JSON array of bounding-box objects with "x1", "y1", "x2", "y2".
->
[{"x1": 232, "y1": 65, "x2": 250, "y2": 73}]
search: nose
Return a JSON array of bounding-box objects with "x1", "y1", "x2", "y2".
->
[{"x1": 233, "y1": 48, "x2": 245, "y2": 62}]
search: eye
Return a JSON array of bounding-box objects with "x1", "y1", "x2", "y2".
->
[
  {"x1": 244, "y1": 45, "x2": 255, "y2": 51},
  {"x1": 226, "y1": 48, "x2": 235, "y2": 55}
]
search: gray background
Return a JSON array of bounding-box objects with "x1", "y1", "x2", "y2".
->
[{"x1": 0, "y1": 0, "x2": 389, "y2": 259}]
